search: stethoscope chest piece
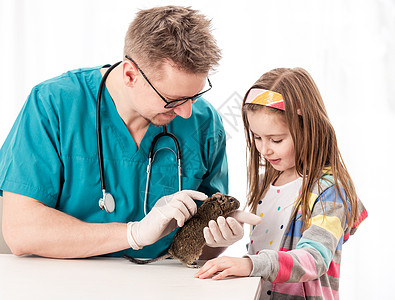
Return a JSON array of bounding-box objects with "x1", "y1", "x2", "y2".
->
[{"x1": 98, "y1": 192, "x2": 115, "y2": 213}]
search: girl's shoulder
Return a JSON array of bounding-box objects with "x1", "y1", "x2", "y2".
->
[
  {"x1": 313, "y1": 167, "x2": 336, "y2": 195},
  {"x1": 317, "y1": 167, "x2": 335, "y2": 187},
  {"x1": 307, "y1": 168, "x2": 340, "y2": 210}
]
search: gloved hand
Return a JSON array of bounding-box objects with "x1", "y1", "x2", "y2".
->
[
  {"x1": 128, "y1": 190, "x2": 207, "y2": 249},
  {"x1": 203, "y1": 210, "x2": 261, "y2": 247}
]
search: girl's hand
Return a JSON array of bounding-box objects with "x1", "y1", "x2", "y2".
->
[{"x1": 194, "y1": 256, "x2": 253, "y2": 280}]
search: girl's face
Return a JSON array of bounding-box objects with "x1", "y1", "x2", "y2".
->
[{"x1": 247, "y1": 109, "x2": 296, "y2": 179}]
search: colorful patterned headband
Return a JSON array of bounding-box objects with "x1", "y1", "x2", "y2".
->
[
  {"x1": 245, "y1": 88, "x2": 285, "y2": 110},
  {"x1": 245, "y1": 88, "x2": 301, "y2": 115}
]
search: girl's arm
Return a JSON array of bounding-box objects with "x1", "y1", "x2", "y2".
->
[
  {"x1": 248, "y1": 185, "x2": 366, "y2": 283},
  {"x1": 196, "y1": 185, "x2": 366, "y2": 281}
]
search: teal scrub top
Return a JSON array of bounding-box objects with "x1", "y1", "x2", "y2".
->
[{"x1": 0, "y1": 66, "x2": 228, "y2": 258}]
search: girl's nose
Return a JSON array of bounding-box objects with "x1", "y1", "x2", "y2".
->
[{"x1": 258, "y1": 142, "x2": 272, "y2": 156}]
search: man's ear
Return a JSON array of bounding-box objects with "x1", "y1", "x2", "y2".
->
[{"x1": 122, "y1": 60, "x2": 139, "y2": 87}]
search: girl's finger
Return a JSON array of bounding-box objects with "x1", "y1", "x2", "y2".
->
[
  {"x1": 196, "y1": 264, "x2": 220, "y2": 279},
  {"x1": 194, "y1": 259, "x2": 216, "y2": 277},
  {"x1": 212, "y1": 268, "x2": 232, "y2": 280}
]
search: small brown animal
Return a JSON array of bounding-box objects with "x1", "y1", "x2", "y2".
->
[{"x1": 125, "y1": 192, "x2": 240, "y2": 268}]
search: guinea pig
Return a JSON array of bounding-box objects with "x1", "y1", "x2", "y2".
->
[{"x1": 125, "y1": 192, "x2": 240, "y2": 268}]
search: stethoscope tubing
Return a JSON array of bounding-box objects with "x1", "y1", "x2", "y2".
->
[
  {"x1": 97, "y1": 61, "x2": 122, "y2": 193},
  {"x1": 97, "y1": 61, "x2": 182, "y2": 214},
  {"x1": 144, "y1": 127, "x2": 182, "y2": 215}
]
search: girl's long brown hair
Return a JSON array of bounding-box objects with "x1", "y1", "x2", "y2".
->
[{"x1": 243, "y1": 68, "x2": 359, "y2": 231}]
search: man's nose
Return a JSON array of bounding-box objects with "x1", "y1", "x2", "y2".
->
[{"x1": 173, "y1": 100, "x2": 192, "y2": 119}]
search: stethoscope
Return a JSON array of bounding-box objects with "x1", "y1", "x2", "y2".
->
[{"x1": 97, "y1": 61, "x2": 182, "y2": 213}]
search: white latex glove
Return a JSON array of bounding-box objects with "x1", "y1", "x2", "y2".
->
[
  {"x1": 129, "y1": 190, "x2": 207, "y2": 249},
  {"x1": 203, "y1": 210, "x2": 261, "y2": 248}
]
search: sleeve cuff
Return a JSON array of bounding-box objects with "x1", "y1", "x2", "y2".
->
[{"x1": 243, "y1": 252, "x2": 273, "y2": 279}]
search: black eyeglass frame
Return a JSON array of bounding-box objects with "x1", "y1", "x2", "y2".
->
[{"x1": 125, "y1": 55, "x2": 212, "y2": 109}]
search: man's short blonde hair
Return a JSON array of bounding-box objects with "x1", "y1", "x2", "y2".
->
[{"x1": 124, "y1": 5, "x2": 221, "y2": 74}]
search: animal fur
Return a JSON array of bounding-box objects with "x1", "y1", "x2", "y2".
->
[{"x1": 125, "y1": 192, "x2": 240, "y2": 267}]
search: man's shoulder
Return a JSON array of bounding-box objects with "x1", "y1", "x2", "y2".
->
[
  {"x1": 171, "y1": 98, "x2": 225, "y2": 140},
  {"x1": 33, "y1": 66, "x2": 102, "y2": 92},
  {"x1": 190, "y1": 97, "x2": 223, "y2": 122},
  {"x1": 25, "y1": 66, "x2": 104, "y2": 118}
]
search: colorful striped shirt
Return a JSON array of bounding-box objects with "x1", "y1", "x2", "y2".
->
[{"x1": 246, "y1": 174, "x2": 368, "y2": 299}]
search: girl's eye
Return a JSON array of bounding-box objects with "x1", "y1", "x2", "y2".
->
[
  {"x1": 271, "y1": 139, "x2": 282, "y2": 143},
  {"x1": 253, "y1": 135, "x2": 261, "y2": 140}
]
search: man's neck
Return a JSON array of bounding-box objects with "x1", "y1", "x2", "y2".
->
[{"x1": 100, "y1": 65, "x2": 149, "y2": 148}]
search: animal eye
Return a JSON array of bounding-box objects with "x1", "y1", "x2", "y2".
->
[{"x1": 229, "y1": 198, "x2": 234, "y2": 202}]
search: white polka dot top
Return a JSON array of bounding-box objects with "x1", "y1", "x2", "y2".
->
[{"x1": 248, "y1": 177, "x2": 303, "y2": 255}]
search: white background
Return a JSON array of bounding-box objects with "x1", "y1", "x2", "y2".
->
[{"x1": 1, "y1": 0, "x2": 394, "y2": 298}]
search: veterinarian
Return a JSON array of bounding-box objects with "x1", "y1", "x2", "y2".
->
[{"x1": 0, "y1": 5, "x2": 259, "y2": 260}]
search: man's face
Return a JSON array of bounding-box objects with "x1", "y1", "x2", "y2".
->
[{"x1": 127, "y1": 59, "x2": 208, "y2": 127}]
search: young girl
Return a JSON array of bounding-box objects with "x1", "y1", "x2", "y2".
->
[{"x1": 195, "y1": 68, "x2": 367, "y2": 299}]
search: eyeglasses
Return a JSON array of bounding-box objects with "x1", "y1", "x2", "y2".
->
[{"x1": 125, "y1": 55, "x2": 212, "y2": 109}]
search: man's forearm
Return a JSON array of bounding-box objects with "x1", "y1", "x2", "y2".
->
[{"x1": 2, "y1": 191, "x2": 130, "y2": 258}]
